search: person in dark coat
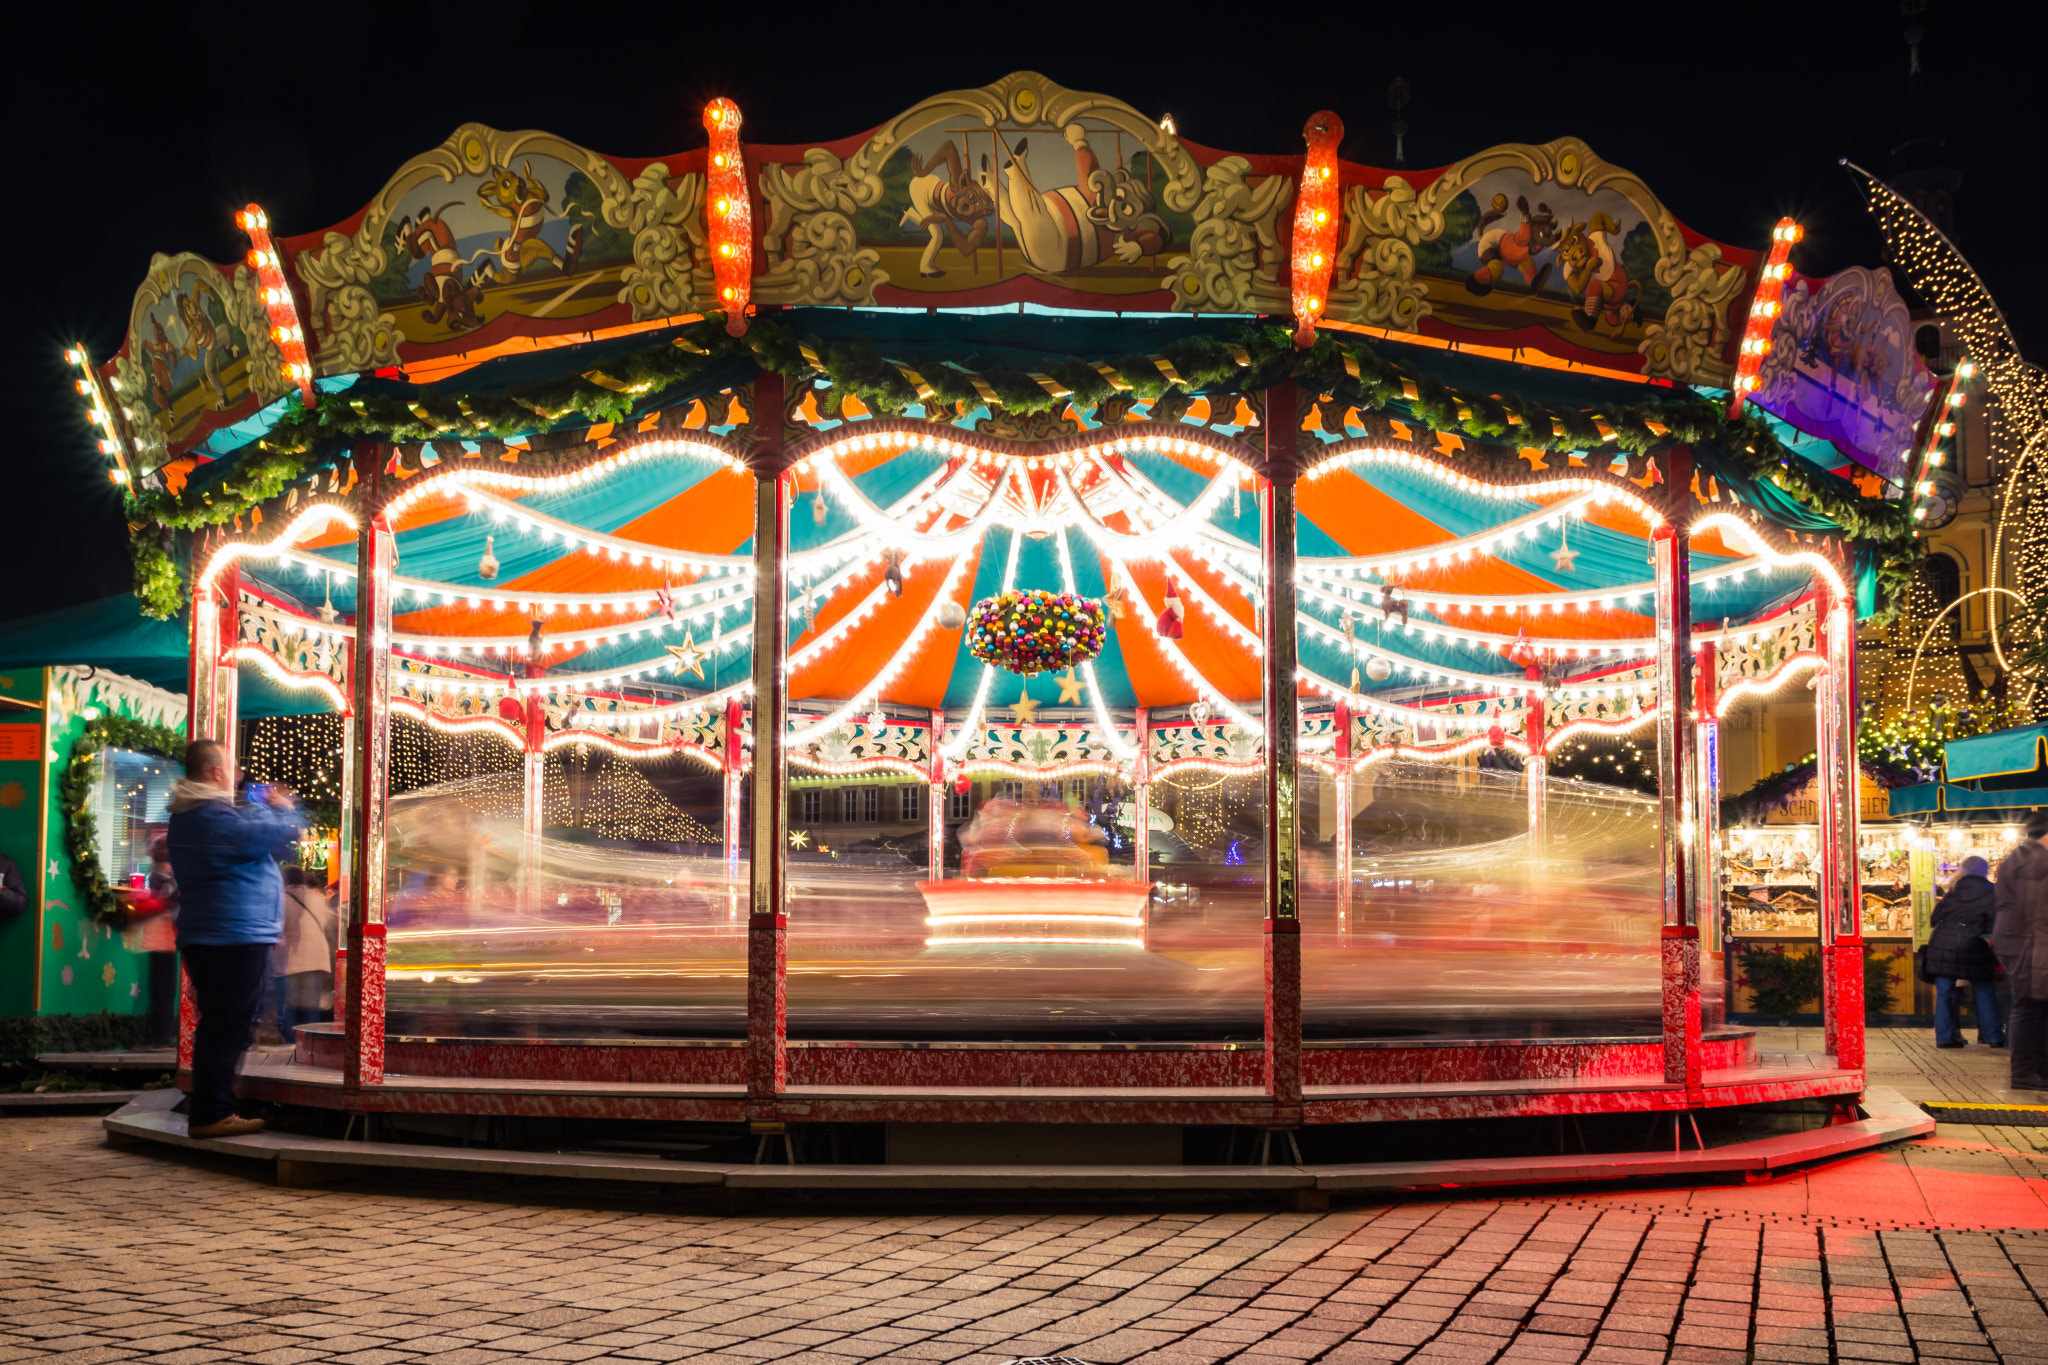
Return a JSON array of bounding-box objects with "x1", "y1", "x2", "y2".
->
[
  {"x1": 1927, "y1": 856, "x2": 2007, "y2": 1048},
  {"x1": 1993, "y1": 810, "x2": 2048, "y2": 1089},
  {"x1": 166, "y1": 739, "x2": 306, "y2": 1138}
]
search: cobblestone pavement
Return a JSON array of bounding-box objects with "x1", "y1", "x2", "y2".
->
[{"x1": 10, "y1": 1030, "x2": 2048, "y2": 1365}]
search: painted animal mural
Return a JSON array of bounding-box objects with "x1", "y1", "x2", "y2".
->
[
  {"x1": 395, "y1": 203, "x2": 485, "y2": 330},
  {"x1": 1466, "y1": 194, "x2": 1559, "y2": 295},
  {"x1": 982, "y1": 124, "x2": 1167, "y2": 274},
  {"x1": 1557, "y1": 211, "x2": 1642, "y2": 331},
  {"x1": 473, "y1": 162, "x2": 586, "y2": 287},
  {"x1": 902, "y1": 141, "x2": 998, "y2": 277}
]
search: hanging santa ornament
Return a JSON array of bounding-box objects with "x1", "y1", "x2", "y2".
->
[
  {"x1": 477, "y1": 534, "x2": 500, "y2": 581},
  {"x1": 1158, "y1": 578, "x2": 1185, "y2": 639},
  {"x1": 935, "y1": 598, "x2": 967, "y2": 630}
]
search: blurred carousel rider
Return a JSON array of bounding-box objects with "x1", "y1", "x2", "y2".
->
[
  {"x1": 1993, "y1": 810, "x2": 2048, "y2": 1090},
  {"x1": 166, "y1": 740, "x2": 307, "y2": 1138},
  {"x1": 1927, "y1": 856, "x2": 2006, "y2": 1050},
  {"x1": 272, "y1": 865, "x2": 338, "y2": 1043}
]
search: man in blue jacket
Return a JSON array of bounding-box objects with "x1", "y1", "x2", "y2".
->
[{"x1": 167, "y1": 739, "x2": 307, "y2": 1137}]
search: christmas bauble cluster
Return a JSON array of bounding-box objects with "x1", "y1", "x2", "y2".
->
[{"x1": 967, "y1": 589, "x2": 1107, "y2": 676}]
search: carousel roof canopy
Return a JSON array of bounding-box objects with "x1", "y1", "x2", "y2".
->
[{"x1": 72, "y1": 74, "x2": 1946, "y2": 741}]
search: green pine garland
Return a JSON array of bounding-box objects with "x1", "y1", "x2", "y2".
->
[
  {"x1": 122, "y1": 311, "x2": 1921, "y2": 624},
  {"x1": 60, "y1": 714, "x2": 187, "y2": 922}
]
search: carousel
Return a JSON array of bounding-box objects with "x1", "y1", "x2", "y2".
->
[{"x1": 77, "y1": 75, "x2": 1949, "y2": 1158}]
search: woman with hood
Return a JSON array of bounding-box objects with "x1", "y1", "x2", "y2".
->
[
  {"x1": 1993, "y1": 810, "x2": 2048, "y2": 1088},
  {"x1": 1926, "y1": 855, "x2": 2006, "y2": 1049}
]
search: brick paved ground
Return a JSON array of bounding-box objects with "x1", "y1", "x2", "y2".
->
[{"x1": 10, "y1": 1030, "x2": 2048, "y2": 1365}]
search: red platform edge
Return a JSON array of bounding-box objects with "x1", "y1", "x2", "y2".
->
[{"x1": 218, "y1": 1026, "x2": 1865, "y2": 1126}]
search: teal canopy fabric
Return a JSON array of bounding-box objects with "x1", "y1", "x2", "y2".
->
[
  {"x1": 1945, "y1": 725, "x2": 2048, "y2": 783},
  {"x1": 0, "y1": 594, "x2": 191, "y2": 691}
]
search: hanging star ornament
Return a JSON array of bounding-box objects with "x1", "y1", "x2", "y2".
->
[
  {"x1": 1056, "y1": 667, "x2": 1085, "y2": 705},
  {"x1": 789, "y1": 829, "x2": 810, "y2": 849},
  {"x1": 1549, "y1": 521, "x2": 1579, "y2": 573},
  {"x1": 665, "y1": 631, "x2": 708, "y2": 679},
  {"x1": 1010, "y1": 687, "x2": 1040, "y2": 724}
]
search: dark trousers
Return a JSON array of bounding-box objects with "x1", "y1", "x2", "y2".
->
[
  {"x1": 180, "y1": 943, "x2": 271, "y2": 1127},
  {"x1": 1935, "y1": 977, "x2": 2007, "y2": 1046},
  {"x1": 2011, "y1": 995, "x2": 2048, "y2": 1089},
  {"x1": 145, "y1": 951, "x2": 180, "y2": 1047}
]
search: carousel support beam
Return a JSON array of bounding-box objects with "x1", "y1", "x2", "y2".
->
[
  {"x1": 343, "y1": 451, "x2": 393, "y2": 1091},
  {"x1": 333, "y1": 641, "x2": 357, "y2": 1010},
  {"x1": 725, "y1": 696, "x2": 745, "y2": 914},
  {"x1": 521, "y1": 663, "x2": 545, "y2": 899},
  {"x1": 745, "y1": 374, "x2": 790, "y2": 1111},
  {"x1": 1653, "y1": 445, "x2": 1702, "y2": 1093},
  {"x1": 1818, "y1": 571, "x2": 1866, "y2": 1069},
  {"x1": 1523, "y1": 666, "x2": 1546, "y2": 861},
  {"x1": 1132, "y1": 707, "x2": 1151, "y2": 883},
  {"x1": 1333, "y1": 700, "x2": 1352, "y2": 925},
  {"x1": 179, "y1": 553, "x2": 239, "y2": 1077},
  {"x1": 928, "y1": 709, "x2": 945, "y2": 883},
  {"x1": 1694, "y1": 638, "x2": 1725, "y2": 1027},
  {"x1": 1262, "y1": 383, "x2": 1303, "y2": 1115}
]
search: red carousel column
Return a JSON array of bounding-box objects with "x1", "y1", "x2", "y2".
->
[
  {"x1": 343, "y1": 454, "x2": 394, "y2": 1090},
  {"x1": 746, "y1": 375, "x2": 791, "y2": 1112},
  {"x1": 927, "y1": 709, "x2": 946, "y2": 882},
  {"x1": 1132, "y1": 708, "x2": 1152, "y2": 883},
  {"x1": 215, "y1": 565, "x2": 241, "y2": 779},
  {"x1": 520, "y1": 657, "x2": 546, "y2": 900},
  {"x1": 725, "y1": 697, "x2": 746, "y2": 910},
  {"x1": 178, "y1": 554, "x2": 216, "y2": 1078},
  {"x1": 1652, "y1": 446, "x2": 1702, "y2": 1092},
  {"x1": 1819, "y1": 572, "x2": 1866, "y2": 1069},
  {"x1": 1523, "y1": 665, "x2": 1546, "y2": 860},
  {"x1": 1694, "y1": 638, "x2": 1726, "y2": 1028},
  {"x1": 1262, "y1": 383, "x2": 1303, "y2": 1113},
  {"x1": 1332, "y1": 700, "x2": 1352, "y2": 927},
  {"x1": 179, "y1": 554, "x2": 239, "y2": 1077},
  {"x1": 332, "y1": 641, "x2": 356, "y2": 1023}
]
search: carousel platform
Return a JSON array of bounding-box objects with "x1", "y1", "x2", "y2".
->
[
  {"x1": 199, "y1": 1023, "x2": 1864, "y2": 1126},
  {"x1": 101, "y1": 1081, "x2": 1925, "y2": 1200}
]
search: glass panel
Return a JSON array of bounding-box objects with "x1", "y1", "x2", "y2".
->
[
  {"x1": 1297, "y1": 458, "x2": 1661, "y2": 1039},
  {"x1": 782, "y1": 430, "x2": 1268, "y2": 1041},
  {"x1": 96, "y1": 748, "x2": 179, "y2": 888}
]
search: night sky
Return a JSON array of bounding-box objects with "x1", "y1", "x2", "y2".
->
[{"x1": 1, "y1": 1, "x2": 2031, "y2": 621}]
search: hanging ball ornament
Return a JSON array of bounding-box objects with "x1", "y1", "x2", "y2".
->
[
  {"x1": 935, "y1": 599, "x2": 967, "y2": 630},
  {"x1": 966, "y1": 589, "x2": 1107, "y2": 676},
  {"x1": 1364, "y1": 656, "x2": 1392, "y2": 684},
  {"x1": 1487, "y1": 724, "x2": 1506, "y2": 749}
]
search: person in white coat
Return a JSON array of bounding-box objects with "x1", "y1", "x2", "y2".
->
[{"x1": 272, "y1": 864, "x2": 338, "y2": 1043}]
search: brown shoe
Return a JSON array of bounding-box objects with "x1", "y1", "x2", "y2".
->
[{"x1": 188, "y1": 1115, "x2": 266, "y2": 1138}]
